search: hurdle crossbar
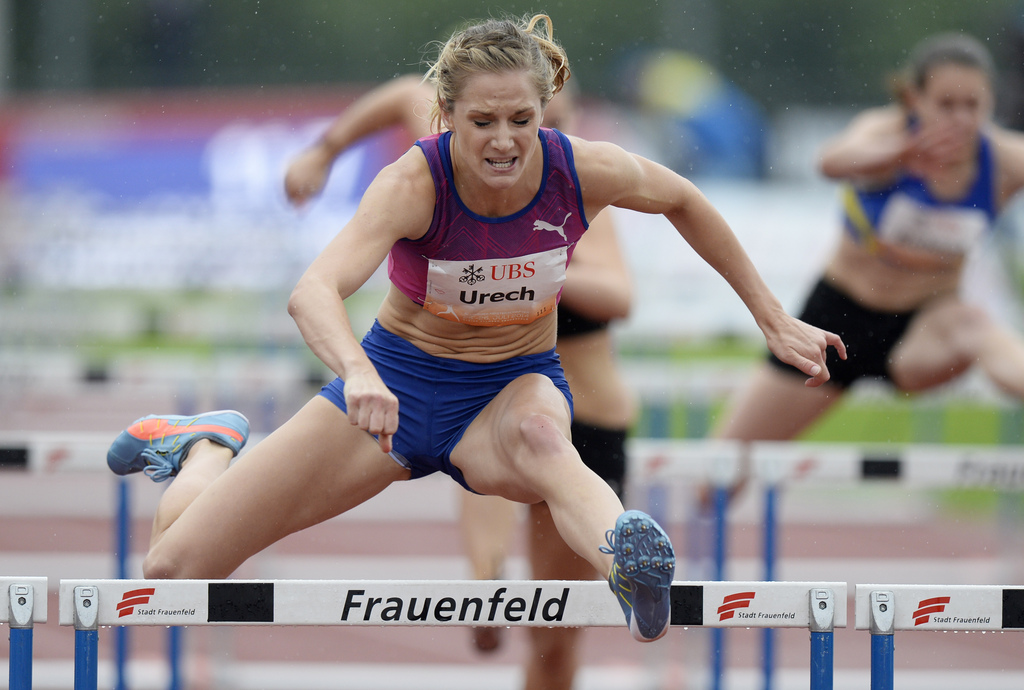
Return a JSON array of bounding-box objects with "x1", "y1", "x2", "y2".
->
[
  {"x1": 60, "y1": 579, "x2": 843, "y2": 690},
  {"x1": 0, "y1": 431, "x2": 113, "y2": 473},
  {"x1": 3, "y1": 577, "x2": 47, "y2": 690},
  {"x1": 60, "y1": 578, "x2": 846, "y2": 628},
  {"x1": 855, "y1": 584, "x2": 1024, "y2": 690},
  {"x1": 628, "y1": 438, "x2": 1024, "y2": 490},
  {"x1": 855, "y1": 583, "x2": 1024, "y2": 632}
]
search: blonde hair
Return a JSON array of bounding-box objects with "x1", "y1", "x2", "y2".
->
[{"x1": 424, "y1": 14, "x2": 571, "y2": 132}]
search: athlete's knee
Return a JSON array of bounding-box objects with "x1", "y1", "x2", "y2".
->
[
  {"x1": 142, "y1": 544, "x2": 185, "y2": 579},
  {"x1": 504, "y1": 414, "x2": 575, "y2": 485},
  {"x1": 517, "y1": 413, "x2": 572, "y2": 457},
  {"x1": 143, "y1": 540, "x2": 208, "y2": 580},
  {"x1": 937, "y1": 303, "x2": 991, "y2": 353}
]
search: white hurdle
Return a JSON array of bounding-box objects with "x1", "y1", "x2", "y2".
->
[
  {"x1": 628, "y1": 438, "x2": 1024, "y2": 489},
  {"x1": 59, "y1": 578, "x2": 845, "y2": 690},
  {"x1": 855, "y1": 584, "x2": 1024, "y2": 690}
]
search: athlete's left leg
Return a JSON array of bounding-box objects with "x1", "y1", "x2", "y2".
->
[
  {"x1": 890, "y1": 296, "x2": 1024, "y2": 397},
  {"x1": 458, "y1": 491, "x2": 520, "y2": 651},
  {"x1": 450, "y1": 373, "x2": 620, "y2": 577},
  {"x1": 451, "y1": 373, "x2": 675, "y2": 642}
]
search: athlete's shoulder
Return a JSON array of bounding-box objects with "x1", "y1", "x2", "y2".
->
[
  {"x1": 561, "y1": 135, "x2": 635, "y2": 177},
  {"x1": 362, "y1": 145, "x2": 436, "y2": 240}
]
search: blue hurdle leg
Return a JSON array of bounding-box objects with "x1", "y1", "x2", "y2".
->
[
  {"x1": 711, "y1": 484, "x2": 728, "y2": 690},
  {"x1": 870, "y1": 634, "x2": 894, "y2": 690},
  {"x1": 8, "y1": 583, "x2": 36, "y2": 690},
  {"x1": 810, "y1": 631, "x2": 834, "y2": 690},
  {"x1": 762, "y1": 484, "x2": 778, "y2": 690},
  {"x1": 169, "y1": 625, "x2": 184, "y2": 690},
  {"x1": 9, "y1": 628, "x2": 33, "y2": 690},
  {"x1": 809, "y1": 588, "x2": 835, "y2": 690},
  {"x1": 73, "y1": 586, "x2": 100, "y2": 690},
  {"x1": 115, "y1": 476, "x2": 131, "y2": 690},
  {"x1": 868, "y1": 590, "x2": 895, "y2": 690},
  {"x1": 75, "y1": 629, "x2": 99, "y2": 690}
]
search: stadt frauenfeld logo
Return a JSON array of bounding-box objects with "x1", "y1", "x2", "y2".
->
[
  {"x1": 913, "y1": 596, "x2": 951, "y2": 626},
  {"x1": 718, "y1": 591, "x2": 756, "y2": 621},
  {"x1": 116, "y1": 587, "x2": 156, "y2": 618}
]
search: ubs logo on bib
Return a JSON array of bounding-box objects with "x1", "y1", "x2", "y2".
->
[
  {"x1": 425, "y1": 248, "x2": 566, "y2": 326},
  {"x1": 459, "y1": 264, "x2": 486, "y2": 286}
]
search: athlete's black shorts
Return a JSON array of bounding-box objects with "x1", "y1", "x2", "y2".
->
[
  {"x1": 767, "y1": 278, "x2": 918, "y2": 389},
  {"x1": 572, "y1": 419, "x2": 627, "y2": 500}
]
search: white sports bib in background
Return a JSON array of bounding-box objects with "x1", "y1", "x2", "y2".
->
[{"x1": 877, "y1": 193, "x2": 987, "y2": 254}]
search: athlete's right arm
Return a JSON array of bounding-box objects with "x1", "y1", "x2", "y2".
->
[
  {"x1": 284, "y1": 75, "x2": 435, "y2": 207},
  {"x1": 818, "y1": 106, "x2": 911, "y2": 183},
  {"x1": 287, "y1": 148, "x2": 435, "y2": 451}
]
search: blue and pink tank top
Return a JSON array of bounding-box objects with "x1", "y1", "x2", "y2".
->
[
  {"x1": 388, "y1": 128, "x2": 588, "y2": 326},
  {"x1": 841, "y1": 133, "x2": 998, "y2": 255}
]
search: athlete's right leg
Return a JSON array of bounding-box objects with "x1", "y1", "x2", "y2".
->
[
  {"x1": 140, "y1": 396, "x2": 410, "y2": 579},
  {"x1": 459, "y1": 492, "x2": 520, "y2": 581},
  {"x1": 523, "y1": 500, "x2": 594, "y2": 690},
  {"x1": 459, "y1": 491, "x2": 520, "y2": 651}
]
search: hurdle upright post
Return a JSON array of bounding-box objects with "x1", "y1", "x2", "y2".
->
[
  {"x1": 760, "y1": 446, "x2": 782, "y2": 690},
  {"x1": 74, "y1": 586, "x2": 100, "y2": 690},
  {"x1": 868, "y1": 590, "x2": 895, "y2": 690},
  {"x1": 7, "y1": 583, "x2": 36, "y2": 690},
  {"x1": 114, "y1": 476, "x2": 131, "y2": 690},
  {"x1": 808, "y1": 588, "x2": 835, "y2": 690}
]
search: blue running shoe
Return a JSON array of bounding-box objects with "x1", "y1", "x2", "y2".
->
[
  {"x1": 600, "y1": 510, "x2": 676, "y2": 642},
  {"x1": 107, "y1": 410, "x2": 250, "y2": 482}
]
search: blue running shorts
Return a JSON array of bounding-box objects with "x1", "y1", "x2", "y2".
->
[{"x1": 319, "y1": 321, "x2": 573, "y2": 492}]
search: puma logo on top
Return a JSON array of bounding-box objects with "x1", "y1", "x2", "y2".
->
[{"x1": 532, "y1": 212, "x2": 572, "y2": 241}]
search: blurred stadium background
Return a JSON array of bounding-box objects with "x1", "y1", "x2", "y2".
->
[
  {"x1": 5, "y1": 2, "x2": 1024, "y2": 688},
  {"x1": 5, "y1": 0, "x2": 1024, "y2": 440}
]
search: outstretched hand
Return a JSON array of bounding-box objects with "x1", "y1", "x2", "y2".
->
[
  {"x1": 284, "y1": 145, "x2": 334, "y2": 208},
  {"x1": 901, "y1": 121, "x2": 974, "y2": 179},
  {"x1": 763, "y1": 313, "x2": 847, "y2": 388}
]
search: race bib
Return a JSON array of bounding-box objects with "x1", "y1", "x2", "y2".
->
[
  {"x1": 877, "y1": 193, "x2": 987, "y2": 254},
  {"x1": 424, "y1": 247, "x2": 567, "y2": 325}
]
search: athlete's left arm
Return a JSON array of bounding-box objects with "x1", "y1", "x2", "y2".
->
[{"x1": 570, "y1": 136, "x2": 846, "y2": 385}]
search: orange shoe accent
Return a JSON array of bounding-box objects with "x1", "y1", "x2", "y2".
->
[{"x1": 127, "y1": 418, "x2": 245, "y2": 445}]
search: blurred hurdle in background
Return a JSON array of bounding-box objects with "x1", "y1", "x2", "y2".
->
[
  {"x1": 58, "y1": 578, "x2": 844, "y2": 690},
  {"x1": 628, "y1": 438, "x2": 1024, "y2": 690},
  {"x1": 0, "y1": 431, "x2": 161, "y2": 690},
  {"x1": 856, "y1": 584, "x2": 1024, "y2": 690}
]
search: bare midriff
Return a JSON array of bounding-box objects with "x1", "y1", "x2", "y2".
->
[{"x1": 376, "y1": 284, "x2": 558, "y2": 362}]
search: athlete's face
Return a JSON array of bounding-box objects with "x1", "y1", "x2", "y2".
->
[
  {"x1": 443, "y1": 70, "x2": 543, "y2": 191},
  {"x1": 910, "y1": 63, "x2": 993, "y2": 162}
]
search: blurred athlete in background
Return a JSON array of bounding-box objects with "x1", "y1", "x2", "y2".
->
[{"x1": 716, "y1": 33, "x2": 1024, "y2": 484}]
